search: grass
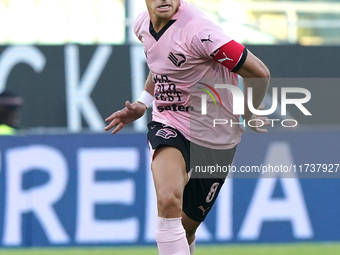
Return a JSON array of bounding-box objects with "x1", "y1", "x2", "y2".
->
[{"x1": 0, "y1": 243, "x2": 340, "y2": 255}]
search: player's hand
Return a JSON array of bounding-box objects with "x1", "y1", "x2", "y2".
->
[
  {"x1": 244, "y1": 102, "x2": 271, "y2": 133},
  {"x1": 104, "y1": 101, "x2": 147, "y2": 134}
]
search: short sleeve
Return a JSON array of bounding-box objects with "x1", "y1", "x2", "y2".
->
[
  {"x1": 134, "y1": 11, "x2": 148, "y2": 42},
  {"x1": 191, "y1": 28, "x2": 233, "y2": 59}
]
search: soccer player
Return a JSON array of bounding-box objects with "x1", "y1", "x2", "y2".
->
[{"x1": 105, "y1": 0, "x2": 270, "y2": 254}]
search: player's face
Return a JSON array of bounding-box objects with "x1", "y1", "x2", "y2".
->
[{"x1": 145, "y1": 0, "x2": 179, "y2": 21}]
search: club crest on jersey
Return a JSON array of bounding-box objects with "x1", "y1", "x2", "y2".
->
[
  {"x1": 155, "y1": 128, "x2": 178, "y2": 139},
  {"x1": 168, "y1": 52, "x2": 186, "y2": 67}
]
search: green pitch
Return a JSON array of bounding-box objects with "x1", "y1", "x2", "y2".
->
[{"x1": 1, "y1": 243, "x2": 340, "y2": 255}]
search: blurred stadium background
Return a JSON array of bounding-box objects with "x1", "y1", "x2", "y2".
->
[{"x1": 0, "y1": 0, "x2": 339, "y2": 254}]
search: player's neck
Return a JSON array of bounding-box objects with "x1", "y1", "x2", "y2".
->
[
  {"x1": 149, "y1": 1, "x2": 180, "y2": 33},
  {"x1": 150, "y1": 17, "x2": 172, "y2": 32}
]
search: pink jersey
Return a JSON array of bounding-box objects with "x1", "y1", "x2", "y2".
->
[{"x1": 134, "y1": 0, "x2": 245, "y2": 149}]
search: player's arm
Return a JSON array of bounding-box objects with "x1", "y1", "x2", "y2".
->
[
  {"x1": 236, "y1": 50, "x2": 270, "y2": 123},
  {"x1": 104, "y1": 72, "x2": 155, "y2": 134},
  {"x1": 212, "y1": 41, "x2": 270, "y2": 133},
  {"x1": 140, "y1": 71, "x2": 155, "y2": 104}
]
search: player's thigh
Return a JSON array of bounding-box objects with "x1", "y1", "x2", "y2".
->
[{"x1": 152, "y1": 146, "x2": 188, "y2": 203}]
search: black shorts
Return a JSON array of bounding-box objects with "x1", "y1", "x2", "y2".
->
[{"x1": 147, "y1": 121, "x2": 237, "y2": 222}]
